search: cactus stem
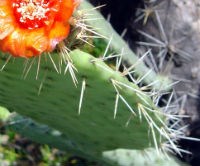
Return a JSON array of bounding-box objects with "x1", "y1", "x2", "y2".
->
[
  {"x1": 78, "y1": 79, "x2": 86, "y2": 115},
  {"x1": 79, "y1": 1, "x2": 172, "y2": 91}
]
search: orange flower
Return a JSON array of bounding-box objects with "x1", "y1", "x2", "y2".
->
[{"x1": 0, "y1": 0, "x2": 80, "y2": 58}]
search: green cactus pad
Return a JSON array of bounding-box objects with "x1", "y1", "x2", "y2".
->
[
  {"x1": 2, "y1": 110, "x2": 181, "y2": 166},
  {"x1": 1, "y1": 110, "x2": 111, "y2": 165},
  {"x1": 0, "y1": 49, "x2": 162, "y2": 158},
  {"x1": 103, "y1": 148, "x2": 188, "y2": 166},
  {"x1": 78, "y1": 1, "x2": 171, "y2": 91}
]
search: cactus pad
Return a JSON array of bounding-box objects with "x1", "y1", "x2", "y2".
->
[{"x1": 0, "y1": 49, "x2": 163, "y2": 159}]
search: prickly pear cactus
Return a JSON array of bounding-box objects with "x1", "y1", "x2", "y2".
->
[
  {"x1": 0, "y1": 108, "x2": 186, "y2": 166},
  {"x1": 0, "y1": 1, "x2": 187, "y2": 165},
  {"x1": 78, "y1": 1, "x2": 171, "y2": 91},
  {"x1": 0, "y1": 108, "x2": 98, "y2": 162},
  {"x1": 0, "y1": 49, "x2": 166, "y2": 160}
]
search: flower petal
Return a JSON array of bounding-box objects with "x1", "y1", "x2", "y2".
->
[
  {"x1": 55, "y1": 0, "x2": 74, "y2": 22},
  {"x1": 0, "y1": 0, "x2": 80, "y2": 57},
  {"x1": 0, "y1": 1, "x2": 15, "y2": 39},
  {"x1": 0, "y1": 18, "x2": 15, "y2": 40},
  {"x1": 48, "y1": 21, "x2": 70, "y2": 51},
  {"x1": 0, "y1": 28, "x2": 48, "y2": 57}
]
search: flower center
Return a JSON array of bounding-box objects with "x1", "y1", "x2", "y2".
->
[{"x1": 12, "y1": 0, "x2": 53, "y2": 29}]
